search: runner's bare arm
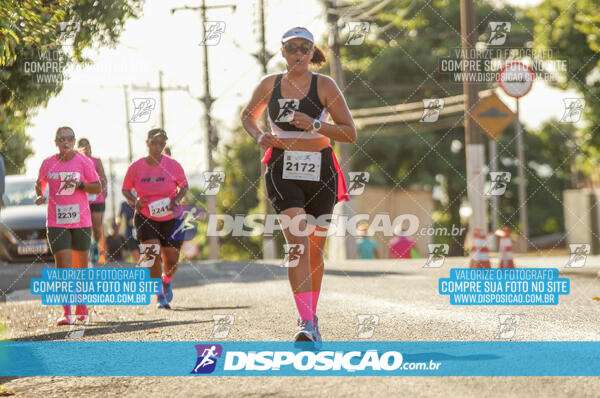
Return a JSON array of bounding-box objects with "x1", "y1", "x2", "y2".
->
[
  {"x1": 169, "y1": 184, "x2": 189, "y2": 210},
  {"x1": 122, "y1": 189, "x2": 146, "y2": 211},
  {"x1": 34, "y1": 180, "x2": 46, "y2": 205},
  {"x1": 122, "y1": 189, "x2": 137, "y2": 206},
  {"x1": 96, "y1": 159, "x2": 108, "y2": 197},
  {"x1": 79, "y1": 181, "x2": 101, "y2": 194},
  {"x1": 241, "y1": 75, "x2": 284, "y2": 148}
]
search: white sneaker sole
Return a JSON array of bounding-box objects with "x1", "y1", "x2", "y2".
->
[{"x1": 294, "y1": 331, "x2": 314, "y2": 342}]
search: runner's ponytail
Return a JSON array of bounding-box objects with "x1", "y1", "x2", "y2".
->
[{"x1": 310, "y1": 44, "x2": 326, "y2": 68}]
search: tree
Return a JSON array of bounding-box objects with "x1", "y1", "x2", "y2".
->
[
  {"x1": 214, "y1": 129, "x2": 263, "y2": 260},
  {"x1": 212, "y1": 0, "x2": 569, "y2": 258},
  {"x1": 336, "y1": 0, "x2": 534, "y2": 107},
  {"x1": 532, "y1": 0, "x2": 600, "y2": 181},
  {"x1": 0, "y1": 0, "x2": 145, "y2": 173},
  {"x1": 495, "y1": 120, "x2": 573, "y2": 240},
  {"x1": 333, "y1": 0, "x2": 535, "y2": 253}
]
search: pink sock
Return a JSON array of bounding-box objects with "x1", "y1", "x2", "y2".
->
[
  {"x1": 76, "y1": 305, "x2": 87, "y2": 315},
  {"x1": 162, "y1": 274, "x2": 172, "y2": 284},
  {"x1": 63, "y1": 305, "x2": 71, "y2": 316},
  {"x1": 311, "y1": 291, "x2": 320, "y2": 314},
  {"x1": 293, "y1": 292, "x2": 313, "y2": 322}
]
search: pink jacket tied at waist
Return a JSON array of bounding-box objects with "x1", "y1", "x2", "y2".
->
[{"x1": 261, "y1": 146, "x2": 349, "y2": 203}]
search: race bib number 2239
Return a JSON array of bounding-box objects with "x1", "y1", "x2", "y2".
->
[{"x1": 56, "y1": 204, "x2": 80, "y2": 225}]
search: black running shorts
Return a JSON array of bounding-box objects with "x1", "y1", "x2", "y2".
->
[
  {"x1": 47, "y1": 227, "x2": 92, "y2": 253},
  {"x1": 134, "y1": 212, "x2": 182, "y2": 249},
  {"x1": 265, "y1": 146, "x2": 338, "y2": 224},
  {"x1": 89, "y1": 202, "x2": 106, "y2": 212}
]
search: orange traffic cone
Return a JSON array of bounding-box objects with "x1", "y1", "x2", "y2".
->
[
  {"x1": 470, "y1": 228, "x2": 491, "y2": 268},
  {"x1": 496, "y1": 227, "x2": 515, "y2": 268}
]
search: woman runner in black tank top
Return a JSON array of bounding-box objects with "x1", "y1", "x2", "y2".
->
[
  {"x1": 267, "y1": 73, "x2": 327, "y2": 135},
  {"x1": 241, "y1": 26, "x2": 357, "y2": 347}
]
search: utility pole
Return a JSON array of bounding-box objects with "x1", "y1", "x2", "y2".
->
[
  {"x1": 567, "y1": 125, "x2": 579, "y2": 188},
  {"x1": 106, "y1": 156, "x2": 130, "y2": 224},
  {"x1": 123, "y1": 86, "x2": 134, "y2": 163},
  {"x1": 108, "y1": 158, "x2": 116, "y2": 223},
  {"x1": 324, "y1": 0, "x2": 357, "y2": 260},
  {"x1": 131, "y1": 70, "x2": 189, "y2": 130},
  {"x1": 252, "y1": 0, "x2": 276, "y2": 259},
  {"x1": 489, "y1": 138, "x2": 499, "y2": 249},
  {"x1": 159, "y1": 70, "x2": 165, "y2": 128},
  {"x1": 98, "y1": 84, "x2": 135, "y2": 163},
  {"x1": 515, "y1": 101, "x2": 529, "y2": 252},
  {"x1": 171, "y1": 0, "x2": 235, "y2": 261},
  {"x1": 460, "y1": 0, "x2": 487, "y2": 246}
]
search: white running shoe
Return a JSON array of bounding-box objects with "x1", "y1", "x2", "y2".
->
[
  {"x1": 294, "y1": 319, "x2": 317, "y2": 343},
  {"x1": 298, "y1": 316, "x2": 323, "y2": 344},
  {"x1": 294, "y1": 319, "x2": 322, "y2": 349},
  {"x1": 312, "y1": 315, "x2": 322, "y2": 347}
]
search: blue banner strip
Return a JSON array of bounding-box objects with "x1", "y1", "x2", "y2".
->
[{"x1": 1, "y1": 341, "x2": 600, "y2": 376}]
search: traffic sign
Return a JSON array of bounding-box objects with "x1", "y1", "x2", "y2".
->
[
  {"x1": 498, "y1": 62, "x2": 535, "y2": 98},
  {"x1": 471, "y1": 93, "x2": 515, "y2": 138}
]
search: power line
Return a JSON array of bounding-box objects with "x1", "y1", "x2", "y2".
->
[
  {"x1": 131, "y1": 70, "x2": 189, "y2": 130},
  {"x1": 323, "y1": 0, "x2": 358, "y2": 260},
  {"x1": 171, "y1": 0, "x2": 236, "y2": 261}
]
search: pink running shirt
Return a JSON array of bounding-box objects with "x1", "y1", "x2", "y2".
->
[
  {"x1": 389, "y1": 236, "x2": 416, "y2": 259},
  {"x1": 87, "y1": 156, "x2": 105, "y2": 204},
  {"x1": 122, "y1": 155, "x2": 188, "y2": 221},
  {"x1": 37, "y1": 152, "x2": 100, "y2": 229}
]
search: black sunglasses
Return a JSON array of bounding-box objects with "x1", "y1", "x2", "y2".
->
[
  {"x1": 283, "y1": 42, "x2": 313, "y2": 55},
  {"x1": 56, "y1": 135, "x2": 75, "y2": 143}
]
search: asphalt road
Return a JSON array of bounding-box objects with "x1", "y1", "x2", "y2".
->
[{"x1": 1, "y1": 256, "x2": 600, "y2": 397}]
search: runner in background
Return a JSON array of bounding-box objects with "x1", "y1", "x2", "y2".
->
[
  {"x1": 35, "y1": 126, "x2": 101, "y2": 325},
  {"x1": 356, "y1": 222, "x2": 379, "y2": 259},
  {"x1": 117, "y1": 199, "x2": 139, "y2": 262},
  {"x1": 389, "y1": 225, "x2": 417, "y2": 259},
  {"x1": 105, "y1": 223, "x2": 126, "y2": 263},
  {"x1": 241, "y1": 27, "x2": 356, "y2": 346},
  {"x1": 122, "y1": 128, "x2": 189, "y2": 309},
  {"x1": 76, "y1": 138, "x2": 108, "y2": 264}
]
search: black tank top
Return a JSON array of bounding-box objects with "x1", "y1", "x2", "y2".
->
[{"x1": 267, "y1": 73, "x2": 326, "y2": 132}]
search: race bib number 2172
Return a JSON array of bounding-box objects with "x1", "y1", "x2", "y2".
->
[{"x1": 282, "y1": 151, "x2": 321, "y2": 181}]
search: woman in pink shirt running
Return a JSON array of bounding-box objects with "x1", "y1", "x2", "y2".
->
[
  {"x1": 122, "y1": 128, "x2": 189, "y2": 309},
  {"x1": 35, "y1": 126, "x2": 101, "y2": 326},
  {"x1": 76, "y1": 138, "x2": 108, "y2": 264}
]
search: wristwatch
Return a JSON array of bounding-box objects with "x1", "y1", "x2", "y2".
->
[
  {"x1": 312, "y1": 119, "x2": 322, "y2": 131},
  {"x1": 77, "y1": 181, "x2": 85, "y2": 190}
]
